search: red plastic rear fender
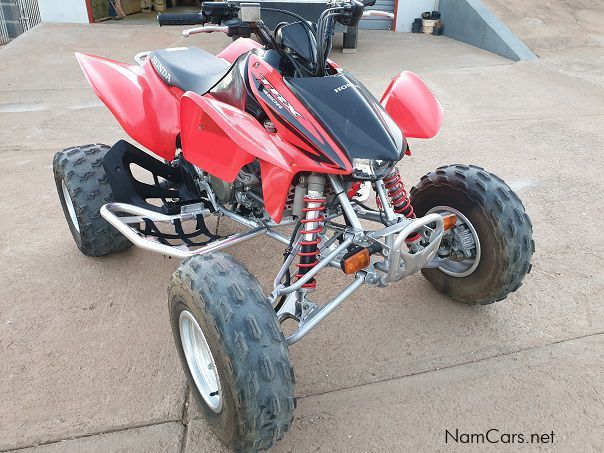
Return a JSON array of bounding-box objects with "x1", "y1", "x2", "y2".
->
[
  {"x1": 75, "y1": 52, "x2": 180, "y2": 160},
  {"x1": 381, "y1": 71, "x2": 444, "y2": 139}
]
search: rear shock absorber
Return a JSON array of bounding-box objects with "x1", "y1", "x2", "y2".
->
[
  {"x1": 381, "y1": 168, "x2": 421, "y2": 242},
  {"x1": 295, "y1": 174, "x2": 326, "y2": 290}
]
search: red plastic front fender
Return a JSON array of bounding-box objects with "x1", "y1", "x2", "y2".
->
[
  {"x1": 381, "y1": 71, "x2": 444, "y2": 139},
  {"x1": 75, "y1": 52, "x2": 180, "y2": 160}
]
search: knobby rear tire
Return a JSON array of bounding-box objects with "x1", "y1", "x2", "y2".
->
[
  {"x1": 411, "y1": 164, "x2": 534, "y2": 305},
  {"x1": 53, "y1": 144, "x2": 132, "y2": 257},
  {"x1": 169, "y1": 253, "x2": 295, "y2": 451}
]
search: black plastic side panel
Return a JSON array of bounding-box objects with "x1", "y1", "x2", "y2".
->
[
  {"x1": 102, "y1": 140, "x2": 196, "y2": 213},
  {"x1": 210, "y1": 52, "x2": 264, "y2": 119}
]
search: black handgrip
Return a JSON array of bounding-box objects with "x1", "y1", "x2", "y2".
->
[{"x1": 157, "y1": 12, "x2": 204, "y2": 26}]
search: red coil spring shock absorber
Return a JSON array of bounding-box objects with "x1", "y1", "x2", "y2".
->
[
  {"x1": 295, "y1": 195, "x2": 326, "y2": 289},
  {"x1": 380, "y1": 168, "x2": 421, "y2": 242}
]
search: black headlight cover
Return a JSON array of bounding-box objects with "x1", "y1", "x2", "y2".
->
[{"x1": 284, "y1": 73, "x2": 406, "y2": 164}]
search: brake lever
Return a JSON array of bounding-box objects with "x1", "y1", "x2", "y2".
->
[
  {"x1": 182, "y1": 25, "x2": 229, "y2": 37},
  {"x1": 362, "y1": 10, "x2": 394, "y2": 19}
]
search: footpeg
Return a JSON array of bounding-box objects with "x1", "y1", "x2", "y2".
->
[{"x1": 101, "y1": 202, "x2": 267, "y2": 259}]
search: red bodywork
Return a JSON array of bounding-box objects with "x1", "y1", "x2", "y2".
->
[
  {"x1": 216, "y1": 37, "x2": 262, "y2": 63},
  {"x1": 76, "y1": 41, "x2": 443, "y2": 222},
  {"x1": 75, "y1": 53, "x2": 181, "y2": 161},
  {"x1": 179, "y1": 92, "x2": 290, "y2": 182},
  {"x1": 381, "y1": 71, "x2": 444, "y2": 139}
]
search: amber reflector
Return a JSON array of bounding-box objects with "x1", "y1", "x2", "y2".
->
[
  {"x1": 342, "y1": 248, "x2": 370, "y2": 274},
  {"x1": 443, "y1": 213, "x2": 457, "y2": 230}
]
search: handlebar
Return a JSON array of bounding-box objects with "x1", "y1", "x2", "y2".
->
[
  {"x1": 158, "y1": 1, "x2": 395, "y2": 78},
  {"x1": 159, "y1": 2, "x2": 394, "y2": 31},
  {"x1": 157, "y1": 12, "x2": 204, "y2": 26},
  {"x1": 158, "y1": 2, "x2": 239, "y2": 27}
]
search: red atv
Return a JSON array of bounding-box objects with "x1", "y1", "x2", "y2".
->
[{"x1": 53, "y1": 2, "x2": 534, "y2": 450}]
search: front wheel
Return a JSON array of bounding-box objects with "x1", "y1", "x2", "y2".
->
[
  {"x1": 410, "y1": 164, "x2": 534, "y2": 305},
  {"x1": 169, "y1": 253, "x2": 295, "y2": 451}
]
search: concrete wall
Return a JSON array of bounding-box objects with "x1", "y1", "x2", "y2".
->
[
  {"x1": 38, "y1": 0, "x2": 90, "y2": 23},
  {"x1": 395, "y1": 0, "x2": 435, "y2": 32},
  {"x1": 439, "y1": 0, "x2": 536, "y2": 60}
]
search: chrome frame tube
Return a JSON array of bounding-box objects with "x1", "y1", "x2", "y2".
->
[
  {"x1": 103, "y1": 202, "x2": 211, "y2": 224},
  {"x1": 265, "y1": 229, "x2": 291, "y2": 245},
  {"x1": 328, "y1": 175, "x2": 363, "y2": 231},
  {"x1": 217, "y1": 205, "x2": 259, "y2": 228},
  {"x1": 274, "y1": 247, "x2": 299, "y2": 289},
  {"x1": 273, "y1": 236, "x2": 353, "y2": 296},
  {"x1": 286, "y1": 273, "x2": 365, "y2": 345},
  {"x1": 354, "y1": 208, "x2": 383, "y2": 224},
  {"x1": 273, "y1": 228, "x2": 302, "y2": 290},
  {"x1": 374, "y1": 179, "x2": 397, "y2": 252},
  {"x1": 100, "y1": 202, "x2": 292, "y2": 259},
  {"x1": 374, "y1": 179, "x2": 397, "y2": 223}
]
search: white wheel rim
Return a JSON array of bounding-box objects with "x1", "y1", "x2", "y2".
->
[
  {"x1": 427, "y1": 205, "x2": 481, "y2": 278},
  {"x1": 179, "y1": 310, "x2": 222, "y2": 413},
  {"x1": 61, "y1": 180, "x2": 79, "y2": 233}
]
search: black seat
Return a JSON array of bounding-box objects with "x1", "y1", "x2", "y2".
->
[{"x1": 148, "y1": 47, "x2": 229, "y2": 94}]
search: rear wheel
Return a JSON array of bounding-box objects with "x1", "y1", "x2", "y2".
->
[
  {"x1": 411, "y1": 164, "x2": 534, "y2": 305},
  {"x1": 53, "y1": 144, "x2": 131, "y2": 256},
  {"x1": 169, "y1": 253, "x2": 295, "y2": 451}
]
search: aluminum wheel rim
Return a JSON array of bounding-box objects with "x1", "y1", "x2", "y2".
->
[
  {"x1": 179, "y1": 310, "x2": 222, "y2": 413},
  {"x1": 427, "y1": 205, "x2": 481, "y2": 278},
  {"x1": 61, "y1": 180, "x2": 79, "y2": 233}
]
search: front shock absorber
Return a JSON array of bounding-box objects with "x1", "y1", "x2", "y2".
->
[
  {"x1": 295, "y1": 174, "x2": 326, "y2": 290},
  {"x1": 381, "y1": 168, "x2": 421, "y2": 242}
]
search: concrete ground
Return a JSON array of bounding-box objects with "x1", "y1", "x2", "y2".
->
[
  {"x1": 484, "y1": 0, "x2": 604, "y2": 57},
  {"x1": 0, "y1": 10, "x2": 603, "y2": 453}
]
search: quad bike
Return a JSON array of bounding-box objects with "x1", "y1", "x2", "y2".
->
[{"x1": 53, "y1": 1, "x2": 534, "y2": 450}]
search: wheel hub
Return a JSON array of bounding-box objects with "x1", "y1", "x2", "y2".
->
[{"x1": 427, "y1": 206, "x2": 481, "y2": 277}]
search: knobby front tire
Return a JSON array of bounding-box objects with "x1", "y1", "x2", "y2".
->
[
  {"x1": 411, "y1": 164, "x2": 534, "y2": 305},
  {"x1": 169, "y1": 253, "x2": 295, "y2": 451}
]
